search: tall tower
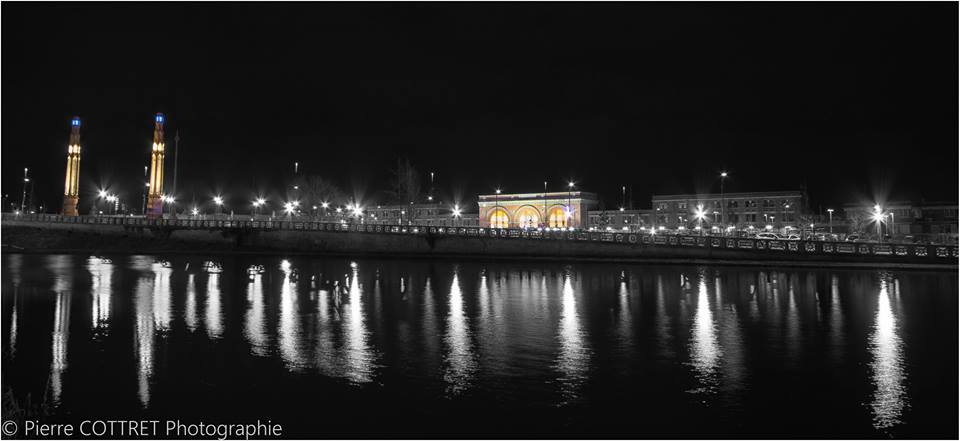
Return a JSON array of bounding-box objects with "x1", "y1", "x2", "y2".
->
[
  {"x1": 146, "y1": 113, "x2": 166, "y2": 218},
  {"x1": 62, "y1": 116, "x2": 82, "y2": 216}
]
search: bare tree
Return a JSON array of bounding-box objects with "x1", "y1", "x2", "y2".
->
[
  {"x1": 389, "y1": 157, "x2": 421, "y2": 204},
  {"x1": 293, "y1": 175, "x2": 343, "y2": 208}
]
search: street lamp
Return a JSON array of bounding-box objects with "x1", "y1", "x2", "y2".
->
[
  {"x1": 162, "y1": 195, "x2": 175, "y2": 216},
  {"x1": 494, "y1": 188, "x2": 502, "y2": 229},
  {"x1": 213, "y1": 196, "x2": 224, "y2": 216},
  {"x1": 567, "y1": 181, "x2": 575, "y2": 228},
  {"x1": 872, "y1": 204, "x2": 885, "y2": 243},
  {"x1": 694, "y1": 204, "x2": 706, "y2": 236},
  {"x1": 452, "y1": 204, "x2": 462, "y2": 227},
  {"x1": 20, "y1": 167, "x2": 29, "y2": 213},
  {"x1": 719, "y1": 171, "x2": 728, "y2": 235},
  {"x1": 827, "y1": 208, "x2": 834, "y2": 234}
]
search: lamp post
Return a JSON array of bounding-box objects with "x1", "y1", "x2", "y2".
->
[
  {"x1": 827, "y1": 208, "x2": 834, "y2": 234},
  {"x1": 495, "y1": 188, "x2": 501, "y2": 229},
  {"x1": 453, "y1": 204, "x2": 462, "y2": 227},
  {"x1": 214, "y1": 196, "x2": 224, "y2": 216},
  {"x1": 567, "y1": 181, "x2": 575, "y2": 228},
  {"x1": 543, "y1": 181, "x2": 547, "y2": 228},
  {"x1": 873, "y1": 204, "x2": 884, "y2": 243},
  {"x1": 20, "y1": 168, "x2": 29, "y2": 213},
  {"x1": 141, "y1": 166, "x2": 148, "y2": 215},
  {"x1": 720, "y1": 171, "x2": 728, "y2": 235},
  {"x1": 695, "y1": 204, "x2": 705, "y2": 237},
  {"x1": 321, "y1": 202, "x2": 329, "y2": 221}
]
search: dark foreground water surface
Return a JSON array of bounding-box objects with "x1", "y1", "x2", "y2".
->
[{"x1": 2, "y1": 254, "x2": 957, "y2": 438}]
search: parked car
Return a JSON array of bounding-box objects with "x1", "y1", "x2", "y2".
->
[
  {"x1": 845, "y1": 234, "x2": 861, "y2": 242},
  {"x1": 756, "y1": 232, "x2": 778, "y2": 240},
  {"x1": 781, "y1": 234, "x2": 801, "y2": 241}
]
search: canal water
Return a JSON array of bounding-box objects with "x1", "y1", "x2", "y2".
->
[{"x1": 1, "y1": 254, "x2": 956, "y2": 438}]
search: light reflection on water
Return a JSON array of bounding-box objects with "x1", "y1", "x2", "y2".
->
[
  {"x1": 1, "y1": 255, "x2": 955, "y2": 436},
  {"x1": 689, "y1": 273, "x2": 720, "y2": 393},
  {"x1": 245, "y1": 274, "x2": 268, "y2": 356},
  {"x1": 443, "y1": 269, "x2": 476, "y2": 395},
  {"x1": 556, "y1": 271, "x2": 590, "y2": 401},
  {"x1": 134, "y1": 271, "x2": 154, "y2": 407},
  {"x1": 869, "y1": 274, "x2": 907, "y2": 430},
  {"x1": 205, "y1": 273, "x2": 223, "y2": 339}
]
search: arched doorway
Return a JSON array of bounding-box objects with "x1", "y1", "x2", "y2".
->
[
  {"x1": 548, "y1": 206, "x2": 568, "y2": 228},
  {"x1": 515, "y1": 206, "x2": 541, "y2": 229},
  {"x1": 489, "y1": 207, "x2": 510, "y2": 229}
]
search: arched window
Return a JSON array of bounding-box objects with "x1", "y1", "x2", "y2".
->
[
  {"x1": 515, "y1": 206, "x2": 541, "y2": 229},
  {"x1": 548, "y1": 206, "x2": 567, "y2": 228},
  {"x1": 489, "y1": 208, "x2": 509, "y2": 229}
]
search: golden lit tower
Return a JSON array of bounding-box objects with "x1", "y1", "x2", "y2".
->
[
  {"x1": 62, "y1": 116, "x2": 82, "y2": 216},
  {"x1": 146, "y1": 113, "x2": 166, "y2": 218}
]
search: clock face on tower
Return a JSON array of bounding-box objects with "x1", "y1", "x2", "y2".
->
[{"x1": 156, "y1": 113, "x2": 164, "y2": 124}]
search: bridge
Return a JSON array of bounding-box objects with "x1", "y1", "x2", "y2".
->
[{"x1": 2, "y1": 213, "x2": 957, "y2": 269}]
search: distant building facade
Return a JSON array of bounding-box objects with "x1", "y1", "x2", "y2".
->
[
  {"x1": 477, "y1": 191, "x2": 599, "y2": 229},
  {"x1": 365, "y1": 203, "x2": 478, "y2": 227},
  {"x1": 587, "y1": 208, "x2": 656, "y2": 231},
  {"x1": 650, "y1": 190, "x2": 806, "y2": 230},
  {"x1": 841, "y1": 201, "x2": 958, "y2": 243}
]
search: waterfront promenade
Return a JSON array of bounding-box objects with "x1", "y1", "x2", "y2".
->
[{"x1": 2, "y1": 214, "x2": 957, "y2": 269}]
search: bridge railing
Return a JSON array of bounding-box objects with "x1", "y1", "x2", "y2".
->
[{"x1": 3, "y1": 213, "x2": 958, "y2": 261}]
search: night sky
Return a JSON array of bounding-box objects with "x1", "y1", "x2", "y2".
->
[{"x1": 3, "y1": 2, "x2": 957, "y2": 214}]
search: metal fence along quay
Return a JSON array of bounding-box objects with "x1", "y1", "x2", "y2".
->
[{"x1": 4, "y1": 213, "x2": 958, "y2": 262}]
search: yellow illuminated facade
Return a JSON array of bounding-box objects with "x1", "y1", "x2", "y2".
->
[
  {"x1": 146, "y1": 113, "x2": 166, "y2": 218},
  {"x1": 478, "y1": 191, "x2": 598, "y2": 229},
  {"x1": 62, "y1": 117, "x2": 82, "y2": 216}
]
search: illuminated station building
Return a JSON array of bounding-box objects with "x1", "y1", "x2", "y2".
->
[
  {"x1": 478, "y1": 191, "x2": 598, "y2": 229},
  {"x1": 145, "y1": 113, "x2": 166, "y2": 218},
  {"x1": 61, "y1": 116, "x2": 82, "y2": 216}
]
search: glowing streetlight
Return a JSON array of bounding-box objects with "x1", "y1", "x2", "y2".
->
[
  {"x1": 213, "y1": 195, "x2": 224, "y2": 216},
  {"x1": 827, "y1": 208, "x2": 834, "y2": 234},
  {"x1": 694, "y1": 204, "x2": 706, "y2": 236},
  {"x1": 452, "y1": 204, "x2": 462, "y2": 227},
  {"x1": 872, "y1": 204, "x2": 885, "y2": 242},
  {"x1": 719, "y1": 171, "x2": 728, "y2": 234}
]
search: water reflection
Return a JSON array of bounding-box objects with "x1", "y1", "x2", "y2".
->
[
  {"x1": 343, "y1": 264, "x2": 375, "y2": 383},
  {"x1": 205, "y1": 273, "x2": 223, "y2": 339},
  {"x1": 3, "y1": 255, "x2": 954, "y2": 437},
  {"x1": 51, "y1": 289, "x2": 71, "y2": 404},
  {"x1": 868, "y1": 274, "x2": 907, "y2": 430},
  {"x1": 88, "y1": 257, "x2": 111, "y2": 332},
  {"x1": 185, "y1": 274, "x2": 198, "y2": 332},
  {"x1": 556, "y1": 271, "x2": 589, "y2": 401},
  {"x1": 245, "y1": 273, "x2": 268, "y2": 356},
  {"x1": 152, "y1": 263, "x2": 172, "y2": 332},
  {"x1": 134, "y1": 275, "x2": 154, "y2": 407},
  {"x1": 689, "y1": 274, "x2": 721, "y2": 393},
  {"x1": 443, "y1": 270, "x2": 476, "y2": 395},
  {"x1": 278, "y1": 260, "x2": 307, "y2": 369}
]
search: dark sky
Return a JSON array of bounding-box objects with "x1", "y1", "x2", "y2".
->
[{"x1": 3, "y1": 2, "x2": 957, "y2": 214}]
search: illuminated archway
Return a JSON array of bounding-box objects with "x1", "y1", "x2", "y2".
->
[
  {"x1": 548, "y1": 206, "x2": 568, "y2": 228},
  {"x1": 489, "y1": 208, "x2": 510, "y2": 229},
  {"x1": 515, "y1": 206, "x2": 541, "y2": 229}
]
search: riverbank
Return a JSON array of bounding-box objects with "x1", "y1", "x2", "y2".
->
[{"x1": 2, "y1": 217, "x2": 956, "y2": 270}]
